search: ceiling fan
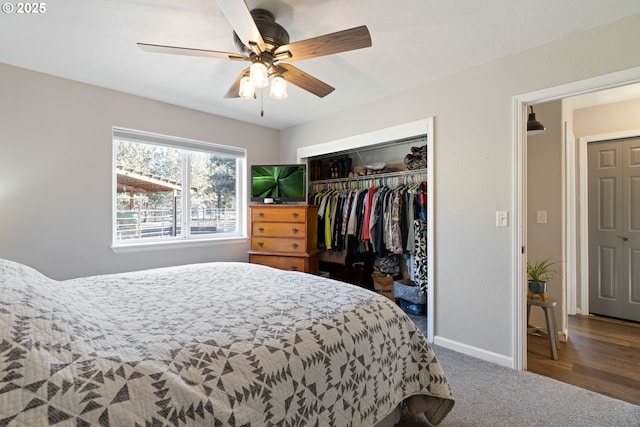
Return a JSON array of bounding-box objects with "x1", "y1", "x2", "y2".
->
[{"x1": 137, "y1": 0, "x2": 372, "y2": 101}]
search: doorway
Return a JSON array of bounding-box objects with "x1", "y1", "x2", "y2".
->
[
  {"x1": 524, "y1": 101, "x2": 640, "y2": 394},
  {"x1": 514, "y1": 66, "x2": 640, "y2": 371}
]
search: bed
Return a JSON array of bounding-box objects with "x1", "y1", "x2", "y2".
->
[{"x1": 0, "y1": 259, "x2": 454, "y2": 426}]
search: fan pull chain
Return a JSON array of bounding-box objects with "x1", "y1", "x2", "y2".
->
[{"x1": 260, "y1": 88, "x2": 264, "y2": 117}]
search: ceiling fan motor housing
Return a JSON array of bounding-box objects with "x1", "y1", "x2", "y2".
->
[{"x1": 233, "y1": 9, "x2": 290, "y2": 59}]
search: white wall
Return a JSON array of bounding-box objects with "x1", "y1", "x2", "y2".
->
[
  {"x1": 280, "y1": 14, "x2": 640, "y2": 359},
  {"x1": 0, "y1": 63, "x2": 279, "y2": 279}
]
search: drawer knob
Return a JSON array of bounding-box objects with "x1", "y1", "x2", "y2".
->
[
  {"x1": 257, "y1": 241, "x2": 264, "y2": 247},
  {"x1": 292, "y1": 227, "x2": 299, "y2": 234},
  {"x1": 291, "y1": 265, "x2": 298, "y2": 271},
  {"x1": 292, "y1": 243, "x2": 299, "y2": 249},
  {"x1": 258, "y1": 226, "x2": 265, "y2": 233},
  {"x1": 258, "y1": 212, "x2": 265, "y2": 217},
  {"x1": 291, "y1": 212, "x2": 299, "y2": 218}
]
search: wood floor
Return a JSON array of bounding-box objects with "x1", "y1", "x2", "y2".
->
[{"x1": 527, "y1": 314, "x2": 640, "y2": 406}]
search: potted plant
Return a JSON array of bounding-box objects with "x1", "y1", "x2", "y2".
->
[{"x1": 527, "y1": 258, "x2": 560, "y2": 301}]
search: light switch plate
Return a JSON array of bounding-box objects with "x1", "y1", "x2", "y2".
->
[
  {"x1": 537, "y1": 210, "x2": 548, "y2": 224},
  {"x1": 496, "y1": 211, "x2": 508, "y2": 227}
]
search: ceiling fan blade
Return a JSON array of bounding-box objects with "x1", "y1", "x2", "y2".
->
[
  {"x1": 273, "y1": 25, "x2": 371, "y2": 62},
  {"x1": 217, "y1": 0, "x2": 265, "y2": 54},
  {"x1": 224, "y1": 67, "x2": 251, "y2": 98},
  {"x1": 137, "y1": 43, "x2": 246, "y2": 60},
  {"x1": 275, "y1": 64, "x2": 335, "y2": 98}
]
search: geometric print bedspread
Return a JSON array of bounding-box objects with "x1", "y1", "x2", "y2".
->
[{"x1": 0, "y1": 259, "x2": 454, "y2": 426}]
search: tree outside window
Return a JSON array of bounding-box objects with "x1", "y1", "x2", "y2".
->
[{"x1": 113, "y1": 130, "x2": 244, "y2": 244}]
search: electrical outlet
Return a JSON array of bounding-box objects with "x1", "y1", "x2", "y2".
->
[{"x1": 496, "y1": 211, "x2": 508, "y2": 227}]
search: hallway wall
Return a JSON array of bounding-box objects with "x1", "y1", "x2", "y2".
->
[{"x1": 527, "y1": 100, "x2": 564, "y2": 331}]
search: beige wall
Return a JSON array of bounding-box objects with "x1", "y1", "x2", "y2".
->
[
  {"x1": 280, "y1": 14, "x2": 640, "y2": 359},
  {"x1": 574, "y1": 97, "x2": 640, "y2": 137},
  {"x1": 0, "y1": 63, "x2": 280, "y2": 279},
  {"x1": 526, "y1": 101, "x2": 564, "y2": 330}
]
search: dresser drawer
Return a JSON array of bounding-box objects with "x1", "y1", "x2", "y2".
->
[
  {"x1": 251, "y1": 207, "x2": 307, "y2": 223},
  {"x1": 251, "y1": 237, "x2": 307, "y2": 253},
  {"x1": 249, "y1": 254, "x2": 308, "y2": 272},
  {"x1": 248, "y1": 205, "x2": 318, "y2": 274},
  {"x1": 252, "y1": 222, "x2": 307, "y2": 237}
]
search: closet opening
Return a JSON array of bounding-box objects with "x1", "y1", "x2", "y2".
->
[{"x1": 297, "y1": 118, "x2": 435, "y2": 341}]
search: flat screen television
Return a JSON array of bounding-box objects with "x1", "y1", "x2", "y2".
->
[{"x1": 250, "y1": 164, "x2": 307, "y2": 203}]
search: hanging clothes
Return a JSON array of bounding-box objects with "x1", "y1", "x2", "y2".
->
[
  {"x1": 412, "y1": 181, "x2": 429, "y2": 292},
  {"x1": 309, "y1": 174, "x2": 428, "y2": 290},
  {"x1": 413, "y1": 218, "x2": 428, "y2": 293}
]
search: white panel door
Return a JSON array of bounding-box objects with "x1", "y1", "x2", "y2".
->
[{"x1": 588, "y1": 137, "x2": 640, "y2": 322}]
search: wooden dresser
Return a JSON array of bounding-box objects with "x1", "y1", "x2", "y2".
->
[{"x1": 248, "y1": 205, "x2": 319, "y2": 274}]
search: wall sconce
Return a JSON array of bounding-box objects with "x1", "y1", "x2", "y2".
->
[{"x1": 527, "y1": 106, "x2": 546, "y2": 136}]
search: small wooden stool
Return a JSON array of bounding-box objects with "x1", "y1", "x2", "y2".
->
[{"x1": 527, "y1": 297, "x2": 560, "y2": 360}]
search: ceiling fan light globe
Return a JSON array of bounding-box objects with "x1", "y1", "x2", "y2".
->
[
  {"x1": 250, "y1": 62, "x2": 269, "y2": 88},
  {"x1": 239, "y1": 76, "x2": 255, "y2": 99},
  {"x1": 270, "y1": 76, "x2": 288, "y2": 99}
]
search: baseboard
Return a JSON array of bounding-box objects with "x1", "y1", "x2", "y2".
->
[
  {"x1": 433, "y1": 336, "x2": 514, "y2": 368},
  {"x1": 558, "y1": 329, "x2": 568, "y2": 342}
]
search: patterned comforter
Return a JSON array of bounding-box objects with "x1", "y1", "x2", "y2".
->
[{"x1": 0, "y1": 259, "x2": 454, "y2": 426}]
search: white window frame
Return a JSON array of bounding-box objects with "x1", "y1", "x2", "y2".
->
[{"x1": 111, "y1": 127, "x2": 247, "y2": 252}]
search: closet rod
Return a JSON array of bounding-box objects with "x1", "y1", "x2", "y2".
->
[{"x1": 309, "y1": 167, "x2": 428, "y2": 186}]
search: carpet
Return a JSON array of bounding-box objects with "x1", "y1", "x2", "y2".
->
[{"x1": 398, "y1": 342, "x2": 640, "y2": 426}]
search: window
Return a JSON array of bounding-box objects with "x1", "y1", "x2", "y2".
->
[{"x1": 112, "y1": 128, "x2": 245, "y2": 247}]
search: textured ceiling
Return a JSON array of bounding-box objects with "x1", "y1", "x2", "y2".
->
[{"x1": 2, "y1": 0, "x2": 640, "y2": 129}]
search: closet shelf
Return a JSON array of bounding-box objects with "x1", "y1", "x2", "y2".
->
[
  {"x1": 309, "y1": 168, "x2": 428, "y2": 186},
  {"x1": 310, "y1": 135, "x2": 428, "y2": 161}
]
